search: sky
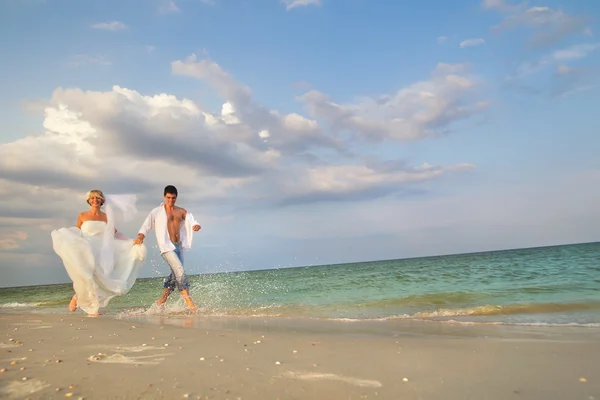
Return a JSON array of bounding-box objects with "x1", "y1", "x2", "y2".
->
[{"x1": 1, "y1": 0, "x2": 599, "y2": 288}]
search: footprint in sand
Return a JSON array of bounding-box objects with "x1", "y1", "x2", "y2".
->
[
  {"x1": 282, "y1": 371, "x2": 383, "y2": 388},
  {"x1": 87, "y1": 353, "x2": 172, "y2": 365},
  {"x1": 109, "y1": 345, "x2": 167, "y2": 353},
  {"x1": 87, "y1": 344, "x2": 168, "y2": 353},
  {"x1": 0, "y1": 379, "x2": 50, "y2": 399}
]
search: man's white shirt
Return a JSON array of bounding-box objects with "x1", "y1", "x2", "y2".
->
[{"x1": 138, "y1": 204, "x2": 200, "y2": 254}]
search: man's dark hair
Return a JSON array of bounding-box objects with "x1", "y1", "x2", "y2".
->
[{"x1": 164, "y1": 185, "x2": 178, "y2": 197}]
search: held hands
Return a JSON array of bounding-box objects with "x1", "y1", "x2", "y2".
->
[
  {"x1": 133, "y1": 227, "x2": 199, "y2": 245},
  {"x1": 133, "y1": 234, "x2": 144, "y2": 245}
]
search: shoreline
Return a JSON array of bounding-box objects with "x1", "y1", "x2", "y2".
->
[
  {"x1": 3, "y1": 302, "x2": 600, "y2": 329},
  {"x1": 116, "y1": 311, "x2": 600, "y2": 340},
  {"x1": 1, "y1": 313, "x2": 599, "y2": 399}
]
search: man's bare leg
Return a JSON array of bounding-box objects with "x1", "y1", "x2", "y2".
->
[
  {"x1": 69, "y1": 295, "x2": 77, "y2": 312},
  {"x1": 156, "y1": 288, "x2": 173, "y2": 306},
  {"x1": 181, "y1": 289, "x2": 198, "y2": 312}
]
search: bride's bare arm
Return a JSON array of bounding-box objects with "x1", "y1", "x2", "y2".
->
[
  {"x1": 76, "y1": 213, "x2": 84, "y2": 229},
  {"x1": 114, "y1": 228, "x2": 128, "y2": 240}
]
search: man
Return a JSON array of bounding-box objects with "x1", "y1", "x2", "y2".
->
[{"x1": 134, "y1": 185, "x2": 201, "y2": 312}]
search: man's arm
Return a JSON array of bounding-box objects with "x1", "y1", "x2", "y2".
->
[
  {"x1": 134, "y1": 210, "x2": 154, "y2": 244},
  {"x1": 182, "y1": 209, "x2": 201, "y2": 232}
]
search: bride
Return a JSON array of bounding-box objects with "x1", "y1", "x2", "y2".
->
[{"x1": 51, "y1": 190, "x2": 147, "y2": 316}]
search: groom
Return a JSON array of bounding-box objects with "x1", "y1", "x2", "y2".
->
[{"x1": 134, "y1": 185, "x2": 201, "y2": 312}]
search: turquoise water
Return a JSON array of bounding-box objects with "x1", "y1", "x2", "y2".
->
[{"x1": 1, "y1": 242, "x2": 599, "y2": 326}]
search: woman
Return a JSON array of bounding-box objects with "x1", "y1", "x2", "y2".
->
[{"x1": 51, "y1": 190, "x2": 147, "y2": 317}]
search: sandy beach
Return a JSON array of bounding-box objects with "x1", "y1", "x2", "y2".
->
[{"x1": 0, "y1": 313, "x2": 598, "y2": 400}]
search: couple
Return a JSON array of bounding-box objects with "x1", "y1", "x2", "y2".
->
[{"x1": 51, "y1": 185, "x2": 201, "y2": 317}]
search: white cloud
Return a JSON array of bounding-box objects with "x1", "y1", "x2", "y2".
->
[
  {"x1": 0, "y1": 80, "x2": 473, "y2": 208},
  {"x1": 511, "y1": 42, "x2": 599, "y2": 79},
  {"x1": 258, "y1": 130, "x2": 270, "y2": 139},
  {"x1": 481, "y1": 0, "x2": 504, "y2": 9},
  {"x1": 481, "y1": 0, "x2": 524, "y2": 12},
  {"x1": 91, "y1": 21, "x2": 127, "y2": 31},
  {"x1": 158, "y1": 1, "x2": 180, "y2": 13},
  {"x1": 298, "y1": 63, "x2": 488, "y2": 142},
  {"x1": 270, "y1": 162, "x2": 475, "y2": 206},
  {"x1": 437, "y1": 36, "x2": 448, "y2": 44},
  {"x1": 282, "y1": 0, "x2": 321, "y2": 11},
  {"x1": 145, "y1": 45, "x2": 156, "y2": 53},
  {"x1": 172, "y1": 54, "x2": 252, "y2": 103},
  {"x1": 551, "y1": 43, "x2": 600, "y2": 61},
  {"x1": 460, "y1": 38, "x2": 485, "y2": 48},
  {"x1": 220, "y1": 101, "x2": 240, "y2": 124},
  {"x1": 506, "y1": 41, "x2": 600, "y2": 97},
  {"x1": 0, "y1": 231, "x2": 28, "y2": 251},
  {"x1": 0, "y1": 56, "x2": 479, "y2": 214},
  {"x1": 0, "y1": 86, "x2": 275, "y2": 205},
  {"x1": 282, "y1": 113, "x2": 319, "y2": 132},
  {"x1": 488, "y1": 4, "x2": 589, "y2": 47},
  {"x1": 172, "y1": 54, "x2": 340, "y2": 154}
]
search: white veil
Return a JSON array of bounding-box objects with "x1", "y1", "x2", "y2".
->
[{"x1": 99, "y1": 194, "x2": 139, "y2": 277}]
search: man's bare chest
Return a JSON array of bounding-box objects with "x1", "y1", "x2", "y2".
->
[{"x1": 166, "y1": 210, "x2": 184, "y2": 225}]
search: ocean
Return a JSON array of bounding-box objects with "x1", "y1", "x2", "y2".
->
[{"x1": 1, "y1": 242, "x2": 599, "y2": 327}]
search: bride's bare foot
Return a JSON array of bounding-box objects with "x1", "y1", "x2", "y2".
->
[
  {"x1": 87, "y1": 313, "x2": 100, "y2": 318},
  {"x1": 68, "y1": 295, "x2": 77, "y2": 312}
]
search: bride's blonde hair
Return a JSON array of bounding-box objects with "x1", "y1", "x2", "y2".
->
[{"x1": 86, "y1": 189, "x2": 105, "y2": 206}]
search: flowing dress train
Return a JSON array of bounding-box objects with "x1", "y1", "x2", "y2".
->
[{"x1": 51, "y1": 220, "x2": 146, "y2": 314}]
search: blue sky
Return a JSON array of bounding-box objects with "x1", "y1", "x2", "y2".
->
[{"x1": 1, "y1": 0, "x2": 599, "y2": 287}]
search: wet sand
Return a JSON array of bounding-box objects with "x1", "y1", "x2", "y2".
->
[{"x1": 1, "y1": 313, "x2": 599, "y2": 399}]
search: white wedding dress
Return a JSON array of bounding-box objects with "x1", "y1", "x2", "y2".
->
[{"x1": 51, "y1": 196, "x2": 147, "y2": 315}]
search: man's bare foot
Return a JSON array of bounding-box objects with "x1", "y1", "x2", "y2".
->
[
  {"x1": 69, "y1": 295, "x2": 77, "y2": 312},
  {"x1": 156, "y1": 288, "x2": 173, "y2": 306},
  {"x1": 181, "y1": 289, "x2": 198, "y2": 312}
]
